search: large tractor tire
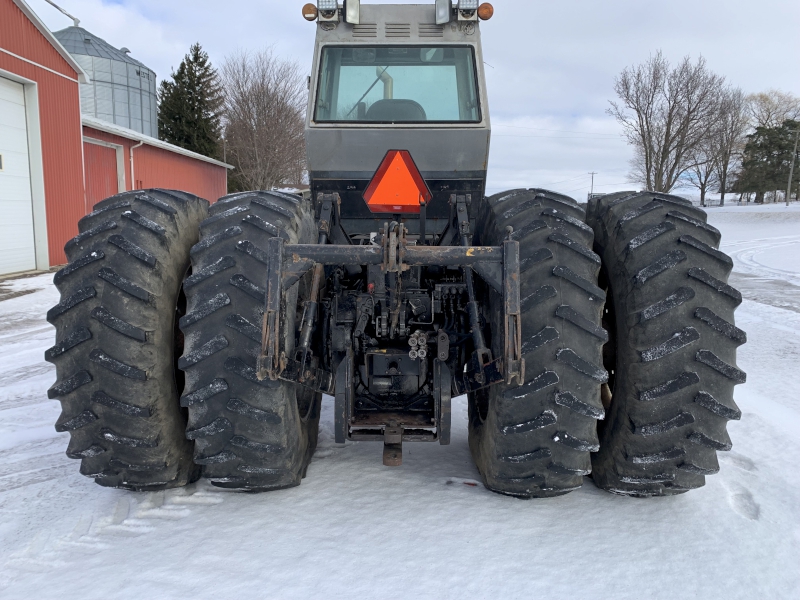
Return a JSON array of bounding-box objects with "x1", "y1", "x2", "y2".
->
[
  {"x1": 469, "y1": 189, "x2": 607, "y2": 498},
  {"x1": 586, "y1": 192, "x2": 746, "y2": 496},
  {"x1": 47, "y1": 190, "x2": 208, "y2": 490},
  {"x1": 179, "y1": 191, "x2": 321, "y2": 491}
]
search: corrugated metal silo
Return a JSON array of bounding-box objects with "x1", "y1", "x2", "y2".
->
[{"x1": 53, "y1": 26, "x2": 158, "y2": 138}]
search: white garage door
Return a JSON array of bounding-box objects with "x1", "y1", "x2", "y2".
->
[{"x1": 0, "y1": 77, "x2": 36, "y2": 275}]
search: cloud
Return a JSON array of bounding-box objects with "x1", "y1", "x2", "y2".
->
[{"x1": 28, "y1": 0, "x2": 800, "y2": 198}]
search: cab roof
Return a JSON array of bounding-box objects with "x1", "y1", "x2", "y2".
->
[{"x1": 315, "y1": 4, "x2": 482, "y2": 45}]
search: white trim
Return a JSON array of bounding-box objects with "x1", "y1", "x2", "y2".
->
[
  {"x1": 0, "y1": 47, "x2": 79, "y2": 83},
  {"x1": 84, "y1": 136, "x2": 126, "y2": 193},
  {"x1": 0, "y1": 69, "x2": 50, "y2": 271},
  {"x1": 10, "y1": 0, "x2": 90, "y2": 83},
  {"x1": 82, "y1": 115, "x2": 234, "y2": 170}
]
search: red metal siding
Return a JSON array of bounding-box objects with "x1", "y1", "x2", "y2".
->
[
  {"x1": 1, "y1": 0, "x2": 86, "y2": 267},
  {"x1": 0, "y1": 0, "x2": 77, "y2": 79},
  {"x1": 135, "y1": 145, "x2": 228, "y2": 202},
  {"x1": 83, "y1": 142, "x2": 118, "y2": 207},
  {"x1": 82, "y1": 126, "x2": 228, "y2": 203}
]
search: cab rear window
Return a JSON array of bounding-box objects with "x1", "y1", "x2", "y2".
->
[{"x1": 314, "y1": 46, "x2": 481, "y2": 123}]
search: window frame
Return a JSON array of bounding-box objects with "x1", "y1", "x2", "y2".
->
[{"x1": 313, "y1": 44, "x2": 483, "y2": 125}]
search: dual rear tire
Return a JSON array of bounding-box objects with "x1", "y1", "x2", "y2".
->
[
  {"x1": 469, "y1": 189, "x2": 745, "y2": 498},
  {"x1": 470, "y1": 189, "x2": 606, "y2": 498},
  {"x1": 47, "y1": 190, "x2": 206, "y2": 490},
  {"x1": 49, "y1": 190, "x2": 319, "y2": 491},
  {"x1": 179, "y1": 191, "x2": 321, "y2": 490},
  {"x1": 587, "y1": 191, "x2": 745, "y2": 496}
]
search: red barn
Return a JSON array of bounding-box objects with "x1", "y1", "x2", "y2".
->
[
  {"x1": 0, "y1": 0, "x2": 230, "y2": 276},
  {"x1": 81, "y1": 117, "x2": 229, "y2": 208}
]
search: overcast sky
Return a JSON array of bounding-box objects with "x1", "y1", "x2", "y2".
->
[{"x1": 29, "y1": 0, "x2": 800, "y2": 199}]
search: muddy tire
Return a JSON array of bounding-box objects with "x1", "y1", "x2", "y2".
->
[
  {"x1": 179, "y1": 191, "x2": 321, "y2": 491},
  {"x1": 469, "y1": 189, "x2": 607, "y2": 498},
  {"x1": 47, "y1": 189, "x2": 208, "y2": 490},
  {"x1": 586, "y1": 191, "x2": 746, "y2": 496}
]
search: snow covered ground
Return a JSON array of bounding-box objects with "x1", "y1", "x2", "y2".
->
[{"x1": 1, "y1": 205, "x2": 799, "y2": 599}]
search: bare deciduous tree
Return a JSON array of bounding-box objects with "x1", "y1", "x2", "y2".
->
[
  {"x1": 685, "y1": 136, "x2": 720, "y2": 207},
  {"x1": 715, "y1": 87, "x2": 749, "y2": 206},
  {"x1": 609, "y1": 51, "x2": 726, "y2": 192},
  {"x1": 221, "y1": 49, "x2": 307, "y2": 191},
  {"x1": 747, "y1": 89, "x2": 800, "y2": 129}
]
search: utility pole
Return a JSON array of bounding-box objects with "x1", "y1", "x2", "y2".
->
[
  {"x1": 786, "y1": 129, "x2": 799, "y2": 207},
  {"x1": 589, "y1": 172, "x2": 597, "y2": 197}
]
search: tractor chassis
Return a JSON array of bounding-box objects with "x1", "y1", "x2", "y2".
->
[{"x1": 257, "y1": 193, "x2": 524, "y2": 464}]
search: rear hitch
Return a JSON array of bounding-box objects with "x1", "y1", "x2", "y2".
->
[
  {"x1": 383, "y1": 423, "x2": 403, "y2": 466},
  {"x1": 258, "y1": 193, "x2": 524, "y2": 454}
]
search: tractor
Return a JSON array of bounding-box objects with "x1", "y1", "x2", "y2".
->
[{"x1": 48, "y1": 1, "x2": 745, "y2": 498}]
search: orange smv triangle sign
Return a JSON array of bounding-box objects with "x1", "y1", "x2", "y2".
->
[{"x1": 363, "y1": 150, "x2": 432, "y2": 214}]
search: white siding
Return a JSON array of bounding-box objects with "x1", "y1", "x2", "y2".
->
[{"x1": 0, "y1": 77, "x2": 36, "y2": 275}]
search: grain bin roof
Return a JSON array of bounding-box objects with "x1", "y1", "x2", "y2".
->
[{"x1": 52, "y1": 26, "x2": 150, "y2": 71}]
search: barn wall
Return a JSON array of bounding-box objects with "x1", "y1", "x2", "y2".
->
[
  {"x1": 83, "y1": 142, "x2": 119, "y2": 207},
  {"x1": 135, "y1": 145, "x2": 228, "y2": 203},
  {"x1": 1, "y1": 0, "x2": 86, "y2": 267},
  {"x1": 82, "y1": 126, "x2": 227, "y2": 203}
]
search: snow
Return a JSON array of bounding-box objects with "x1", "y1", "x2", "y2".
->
[{"x1": 2, "y1": 206, "x2": 800, "y2": 599}]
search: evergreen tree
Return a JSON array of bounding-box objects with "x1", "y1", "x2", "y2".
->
[
  {"x1": 158, "y1": 43, "x2": 223, "y2": 158},
  {"x1": 732, "y1": 119, "x2": 799, "y2": 202}
]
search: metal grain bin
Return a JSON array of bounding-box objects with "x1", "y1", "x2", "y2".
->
[{"x1": 53, "y1": 26, "x2": 158, "y2": 138}]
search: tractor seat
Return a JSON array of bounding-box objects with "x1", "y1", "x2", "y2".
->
[{"x1": 365, "y1": 99, "x2": 427, "y2": 122}]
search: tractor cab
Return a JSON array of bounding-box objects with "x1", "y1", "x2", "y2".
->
[{"x1": 304, "y1": 1, "x2": 493, "y2": 232}]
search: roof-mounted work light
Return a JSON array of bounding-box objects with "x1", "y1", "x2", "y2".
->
[
  {"x1": 317, "y1": 0, "x2": 339, "y2": 22},
  {"x1": 435, "y1": 0, "x2": 453, "y2": 25},
  {"x1": 344, "y1": 0, "x2": 360, "y2": 24},
  {"x1": 457, "y1": 0, "x2": 479, "y2": 21}
]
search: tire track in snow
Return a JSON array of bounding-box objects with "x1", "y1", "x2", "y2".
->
[{"x1": 722, "y1": 235, "x2": 800, "y2": 285}]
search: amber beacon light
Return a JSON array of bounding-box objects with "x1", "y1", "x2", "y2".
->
[
  {"x1": 477, "y1": 3, "x2": 494, "y2": 20},
  {"x1": 302, "y1": 3, "x2": 318, "y2": 21}
]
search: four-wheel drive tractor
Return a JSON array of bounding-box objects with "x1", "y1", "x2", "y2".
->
[{"x1": 48, "y1": 1, "x2": 746, "y2": 498}]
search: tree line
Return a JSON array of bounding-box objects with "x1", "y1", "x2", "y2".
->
[
  {"x1": 157, "y1": 43, "x2": 306, "y2": 193},
  {"x1": 155, "y1": 44, "x2": 800, "y2": 203},
  {"x1": 609, "y1": 51, "x2": 800, "y2": 205}
]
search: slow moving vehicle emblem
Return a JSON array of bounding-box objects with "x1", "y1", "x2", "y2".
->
[{"x1": 363, "y1": 150, "x2": 432, "y2": 213}]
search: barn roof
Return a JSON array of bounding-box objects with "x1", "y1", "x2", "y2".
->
[
  {"x1": 83, "y1": 115, "x2": 234, "y2": 170},
  {"x1": 10, "y1": 0, "x2": 90, "y2": 83}
]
